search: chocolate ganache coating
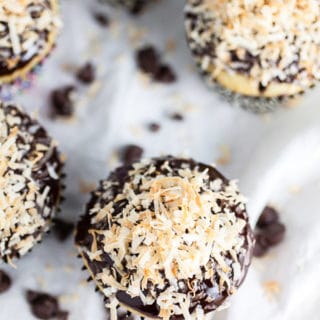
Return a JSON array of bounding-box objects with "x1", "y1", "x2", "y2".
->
[
  {"x1": 0, "y1": 0, "x2": 61, "y2": 82},
  {"x1": 75, "y1": 157, "x2": 254, "y2": 319},
  {"x1": 0, "y1": 102, "x2": 63, "y2": 263}
]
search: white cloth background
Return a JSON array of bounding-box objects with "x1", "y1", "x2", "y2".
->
[{"x1": 1, "y1": 0, "x2": 320, "y2": 319}]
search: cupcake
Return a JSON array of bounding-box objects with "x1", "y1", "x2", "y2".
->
[
  {"x1": 0, "y1": 102, "x2": 64, "y2": 264},
  {"x1": 75, "y1": 156, "x2": 254, "y2": 319},
  {"x1": 185, "y1": 0, "x2": 320, "y2": 112},
  {"x1": 101, "y1": 0, "x2": 150, "y2": 14},
  {"x1": 0, "y1": 0, "x2": 61, "y2": 100}
]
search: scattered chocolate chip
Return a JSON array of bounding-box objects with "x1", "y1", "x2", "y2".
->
[
  {"x1": 0, "y1": 270, "x2": 11, "y2": 294},
  {"x1": 56, "y1": 310, "x2": 69, "y2": 320},
  {"x1": 147, "y1": 122, "x2": 160, "y2": 132},
  {"x1": 257, "y1": 206, "x2": 279, "y2": 228},
  {"x1": 154, "y1": 64, "x2": 176, "y2": 83},
  {"x1": 136, "y1": 46, "x2": 160, "y2": 75},
  {"x1": 26, "y1": 290, "x2": 60, "y2": 319},
  {"x1": 52, "y1": 218, "x2": 74, "y2": 241},
  {"x1": 131, "y1": 1, "x2": 146, "y2": 15},
  {"x1": 120, "y1": 145, "x2": 144, "y2": 165},
  {"x1": 51, "y1": 86, "x2": 76, "y2": 117},
  {"x1": 93, "y1": 12, "x2": 110, "y2": 27},
  {"x1": 253, "y1": 234, "x2": 269, "y2": 257},
  {"x1": 76, "y1": 62, "x2": 96, "y2": 84},
  {"x1": 261, "y1": 222, "x2": 286, "y2": 246},
  {"x1": 170, "y1": 112, "x2": 184, "y2": 121},
  {"x1": 254, "y1": 206, "x2": 286, "y2": 257}
]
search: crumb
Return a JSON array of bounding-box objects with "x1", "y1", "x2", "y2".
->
[
  {"x1": 52, "y1": 219, "x2": 75, "y2": 241},
  {"x1": 128, "y1": 26, "x2": 147, "y2": 45},
  {"x1": 289, "y1": 185, "x2": 302, "y2": 194},
  {"x1": 60, "y1": 153, "x2": 67, "y2": 163},
  {"x1": 26, "y1": 290, "x2": 69, "y2": 319},
  {"x1": 79, "y1": 180, "x2": 97, "y2": 194},
  {"x1": 120, "y1": 144, "x2": 144, "y2": 165},
  {"x1": 263, "y1": 280, "x2": 281, "y2": 299},
  {"x1": 165, "y1": 39, "x2": 177, "y2": 53},
  {"x1": 154, "y1": 64, "x2": 176, "y2": 83},
  {"x1": 93, "y1": 12, "x2": 110, "y2": 27},
  {"x1": 147, "y1": 122, "x2": 161, "y2": 132},
  {"x1": 0, "y1": 270, "x2": 11, "y2": 294},
  {"x1": 216, "y1": 145, "x2": 231, "y2": 166},
  {"x1": 76, "y1": 62, "x2": 96, "y2": 84},
  {"x1": 50, "y1": 85, "x2": 76, "y2": 118},
  {"x1": 169, "y1": 112, "x2": 184, "y2": 121}
]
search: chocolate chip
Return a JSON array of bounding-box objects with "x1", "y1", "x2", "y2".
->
[
  {"x1": 253, "y1": 234, "x2": 269, "y2": 257},
  {"x1": 76, "y1": 63, "x2": 96, "y2": 84},
  {"x1": 52, "y1": 218, "x2": 74, "y2": 241},
  {"x1": 120, "y1": 145, "x2": 144, "y2": 165},
  {"x1": 170, "y1": 112, "x2": 184, "y2": 121},
  {"x1": 118, "y1": 313, "x2": 134, "y2": 320},
  {"x1": 0, "y1": 270, "x2": 11, "y2": 294},
  {"x1": 131, "y1": 1, "x2": 146, "y2": 15},
  {"x1": 136, "y1": 46, "x2": 160, "y2": 75},
  {"x1": 56, "y1": 310, "x2": 69, "y2": 320},
  {"x1": 93, "y1": 13, "x2": 110, "y2": 27},
  {"x1": 51, "y1": 86, "x2": 76, "y2": 117},
  {"x1": 26, "y1": 290, "x2": 60, "y2": 319},
  {"x1": 154, "y1": 64, "x2": 176, "y2": 83},
  {"x1": 261, "y1": 222, "x2": 286, "y2": 246},
  {"x1": 147, "y1": 122, "x2": 160, "y2": 132},
  {"x1": 257, "y1": 206, "x2": 279, "y2": 228}
]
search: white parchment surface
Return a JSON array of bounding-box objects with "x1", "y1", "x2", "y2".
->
[{"x1": 1, "y1": 1, "x2": 320, "y2": 319}]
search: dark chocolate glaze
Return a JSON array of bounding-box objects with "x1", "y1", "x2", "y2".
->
[
  {"x1": 75, "y1": 157, "x2": 254, "y2": 319},
  {"x1": 0, "y1": 103, "x2": 63, "y2": 262}
]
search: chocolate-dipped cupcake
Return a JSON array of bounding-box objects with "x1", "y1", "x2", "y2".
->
[
  {"x1": 75, "y1": 156, "x2": 254, "y2": 319},
  {"x1": 101, "y1": 0, "x2": 150, "y2": 14},
  {"x1": 185, "y1": 0, "x2": 320, "y2": 112},
  {"x1": 0, "y1": 0, "x2": 62, "y2": 100},
  {"x1": 0, "y1": 102, "x2": 64, "y2": 264}
]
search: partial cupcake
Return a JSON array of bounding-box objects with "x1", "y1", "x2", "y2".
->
[
  {"x1": 0, "y1": 102, "x2": 64, "y2": 264},
  {"x1": 75, "y1": 156, "x2": 254, "y2": 319},
  {"x1": 0, "y1": 0, "x2": 62, "y2": 100},
  {"x1": 185, "y1": 0, "x2": 320, "y2": 112},
  {"x1": 101, "y1": 0, "x2": 151, "y2": 14}
]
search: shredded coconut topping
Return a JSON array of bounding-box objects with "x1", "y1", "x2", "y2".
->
[
  {"x1": 0, "y1": 0, "x2": 61, "y2": 76},
  {"x1": 0, "y1": 102, "x2": 62, "y2": 263},
  {"x1": 185, "y1": 0, "x2": 320, "y2": 93},
  {"x1": 77, "y1": 158, "x2": 253, "y2": 319}
]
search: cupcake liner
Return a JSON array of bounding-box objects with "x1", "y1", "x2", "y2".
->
[
  {"x1": 0, "y1": 46, "x2": 56, "y2": 101},
  {"x1": 202, "y1": 72, "x2": 287, "y2": 113}
]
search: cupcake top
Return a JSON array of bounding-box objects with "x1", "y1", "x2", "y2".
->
[
  {"x1": 76, "y1": 157, "x2": 253, "y2": 319},
  {"x1": 0, "y1": 0, "x2": 61, "y2": 80},
  {"x1": 185, "y1": 0, "x2": 320, "y2": 97},
  {"x1": 0, "y1": 103, "x2": 63, "y2": 264}
]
